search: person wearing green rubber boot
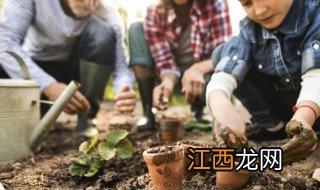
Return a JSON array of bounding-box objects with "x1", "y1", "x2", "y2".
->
[
  {"x1": 128, "y1": 0, "x2": 232, "y2": 132},
  {"x1": 0, "y1": 0, "x2": 136, "y2": 138}
]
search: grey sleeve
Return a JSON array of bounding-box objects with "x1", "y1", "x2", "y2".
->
[
  {"x1": 112, "y1": 24, "x2": 134, "y2": 94},
  {"x1": 99, "y1": 4, "x2": 134, "y2": 94},
  {"x1": 0, "y1": 0, "x2": 56, "y2": 92}
]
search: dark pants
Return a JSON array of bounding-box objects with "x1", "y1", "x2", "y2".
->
[
  {"x1": 234, "y1": 68, "x2": 320, "y2": 128},
  {"x1": 0, "y1": 20, "x2": 116, "y2": 117}
]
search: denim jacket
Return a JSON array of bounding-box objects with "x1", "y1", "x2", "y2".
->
[{"x1": 215, "y1": 0, "x2": 320, "y2": 91}]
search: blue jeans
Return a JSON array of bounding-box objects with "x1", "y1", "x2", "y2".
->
[
  {"x1": 0, "y1": 20, "x2": 116, "y2": 117},
  {"x1": 234, "y1": 68, "x2": 320, "y2": 128}
]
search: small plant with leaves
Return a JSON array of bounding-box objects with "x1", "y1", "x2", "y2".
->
[{"x1": 69, "y1": 129, "x2": 133, "y2": 177}]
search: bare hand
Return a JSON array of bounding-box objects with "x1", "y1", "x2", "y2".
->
[
  {"x1": 43, "y1": 82, "x2": 90, "y2": 115},
  {"x1": 115, "y1": 85, "x2": 136, "y2": 115},
  {"x1": 182, "y1": 66, "x2": 205, "y2": 104},
  {"x1": 212, "y1": 118, "x2": 248, "y2": 151},
  {"x1": 282, "y1": 120, "x2": 317, "y2": 165},
  {"x1": 153, "y1": 79, "x2": 175, "y2": 110}
]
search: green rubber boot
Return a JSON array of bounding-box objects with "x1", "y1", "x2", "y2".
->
[
  {"x1": 132, "y1": 77, "x2": 156, "y2": 133},
  {"x1": 75, "y1": 60, "x2": 112, "y2": 138}
]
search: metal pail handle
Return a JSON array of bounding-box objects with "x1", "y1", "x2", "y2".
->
[{"x1": 0, "y1": 51, "x2": 31, "y2": 80}]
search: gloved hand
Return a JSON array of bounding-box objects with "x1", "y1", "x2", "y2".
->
[
  {"x1": 282, "y1": 120, "x2": 318, "y2": 165},
  {"x1": 212, "y1": 120, "x2": 248, "y2": 152}
]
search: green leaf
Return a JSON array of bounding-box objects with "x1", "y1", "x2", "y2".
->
[
  {"x1": 84, "y1": 159, "x2": 102, "y2": 177},
  {"x1": 79, "y1": 135, "x2": 99, "y2": 154},
  {"x1": 73, "y1": 155, "x2": 90, "y2": 166},
  {"x1": 98, "y1": 142, "x2": 116, "y2": 160},
  {"x1": 116, "y1": 139, "x2": 133, "y2": 159},
  {"x1": 88, "y1": 151, "x2": 100, "y2": 160},
  {"x1": 106, "y1": 130, "x2": 129, "y2": 146},
  {"x1": 88, "y1": 135, "x2": 99, "y2": 149},
  {"x1": 69, "y1": 163, "x2": 89, "y2": 177},
  {"x1": 79, "y1": 141, "x2": 90, "y2": 154}
]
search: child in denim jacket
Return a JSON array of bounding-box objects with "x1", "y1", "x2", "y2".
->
[{"x1": 207, "y1": 0, "x2": 320, "y2": 164}]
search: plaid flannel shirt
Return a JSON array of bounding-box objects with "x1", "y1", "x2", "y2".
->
[{"x1": 143, "y1": 0, "x2": 232, "y2": 77}]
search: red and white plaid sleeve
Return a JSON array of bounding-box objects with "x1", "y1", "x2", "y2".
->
[
  {"x1": 211, "y1": 0, "x2": 232, "y2": 47},
  {"x1": 143, "y1": 5, "x2": 180, "y2": 77}
]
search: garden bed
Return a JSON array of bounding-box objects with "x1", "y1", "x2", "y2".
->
[{"x1": 0, "y1": 102, "x2": 320, "y2": 189}]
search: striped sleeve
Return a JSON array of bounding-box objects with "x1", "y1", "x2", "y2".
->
[
  {"x1": 98, "y1": 3, "x2": 134, "y2": 94},
  {"x1": 111, "y1": 12, "x2": 134, "y2": 94},
  {"x1": 0, "y1": 0, "x2": 56, "y2": 92},
  {"x1": 113, "y1": 29, "x2": 135, "y2": 94}
]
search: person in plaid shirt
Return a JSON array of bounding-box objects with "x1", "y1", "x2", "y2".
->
[{"x1": 128, "y1": 0, "x2": 232, "y2": 132}]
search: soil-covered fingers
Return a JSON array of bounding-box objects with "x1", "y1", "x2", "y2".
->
[
  {"x1": 285, "y1": 120, "x2": 304, "y2": 136},
  {"x1": 225, "y1": 133, "x2": 248, "y2": 151},
  {"x1": 153, "y1": 85, "x2": 170, "y2": 110},
  {"x1": 212, "y1": 119, "x2": 247, "y2": 151},
  {"x1": 212, "y1": 122, "x2": 227, "y2": 147},
  {"x1": 283, "y1": 144, "x2": 316, "y2": 165},
  {"x1": 283, "y1": 141, "x2": 318, "y2": 165},
  {"x1": 282, "y1": 143, "x2": 316, "y2": 165},
  {"x1": 282, "y1": 137, "x2": 305, "y2": 160},
  {"x1": 282, "y1": 122, "x2": 317, "y2": 165}
]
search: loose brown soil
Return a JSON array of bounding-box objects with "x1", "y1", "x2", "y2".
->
[{"x1": 0, "y1": 102, "x2": 320, "y2": 189}]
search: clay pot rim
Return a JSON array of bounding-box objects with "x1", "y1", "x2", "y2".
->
[
  {"x1": 143, "y1": 145, "x2": 184, "y2": 158},
  {"x1": 158, "y1": 117, "x2": 183, "y2": 123},
  {"x1": 178, "y1": 141, "x2": 211, "y2": 148}
]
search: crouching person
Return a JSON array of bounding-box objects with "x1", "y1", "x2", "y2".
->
[
  {"x1": 128, "y1": 0, "x2": 232, "y2": 132},
  {"x1": 0, "y1": 0, "x2": 136, "y2": 138},
  {"x1": 207, "y1": 0, "x2": 320, "y2": 165}
]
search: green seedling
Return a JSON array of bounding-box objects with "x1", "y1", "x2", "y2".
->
[{"x1": 69, "y1": 129, "x2": 133, "y2": 177}]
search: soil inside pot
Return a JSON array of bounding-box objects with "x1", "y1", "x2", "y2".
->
[{"x1": 145, "y1": 145, "x2": 183, "y2": 166}]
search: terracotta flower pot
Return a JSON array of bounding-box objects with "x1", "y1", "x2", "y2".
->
[
  {"x1": 143, "y1": 145, "x2": 184, "y2": 190},
  {"x1": 108, "y1": 116, "x2": 132, "y2": 131},
  {"x1": 216, "y1": 168, "x2": 250, "y2": 190},
  {"x1": 108, "y1": 122, "x2": 132, "y2": 131},
  {"x1": 158, "y1": 118, "x2": 183, "y2": 142},
  {"x1": 179, "y1": 141, "x2": 211, "y2": 180}
]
